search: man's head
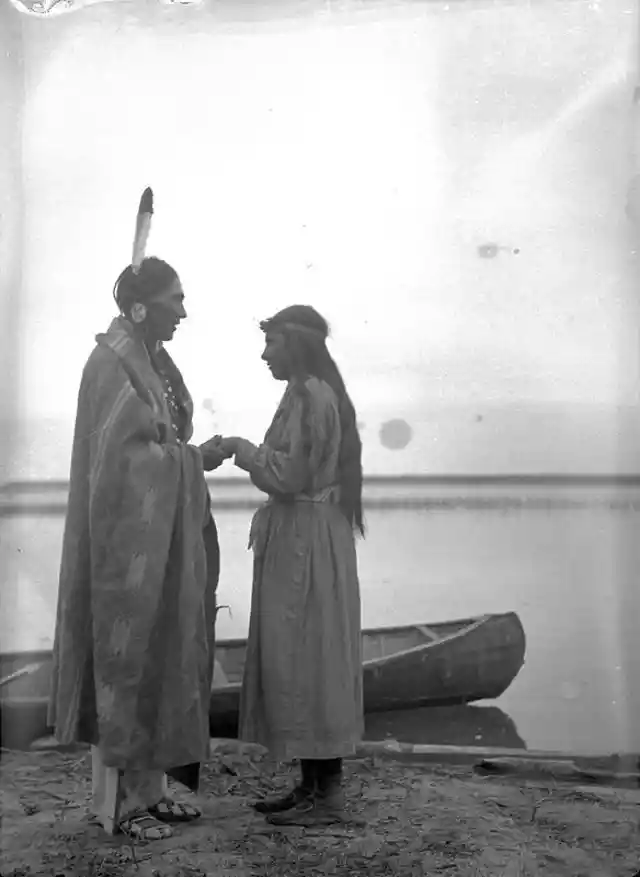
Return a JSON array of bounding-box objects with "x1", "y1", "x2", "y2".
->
[
  {"x1": 113, "y1": 257, "x2": 186, "y2": 343},
  {"x1": 260, "y1": 305, "x2": 329, "y2": 381}
]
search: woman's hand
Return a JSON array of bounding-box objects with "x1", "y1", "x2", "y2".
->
[
  {"x1": 199, "y1": 436, "x2": 233, "y2": 471},
  {"x1": 216, "y1": 436, "x2": 241, "y2": 458}
]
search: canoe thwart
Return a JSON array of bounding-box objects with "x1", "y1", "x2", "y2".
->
[{"x1": 416, "y1": 624, "x2": 441, "y2": 642}]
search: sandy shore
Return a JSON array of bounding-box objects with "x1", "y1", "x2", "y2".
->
[{"x1": 1, "y1": 742, "x2": 639, "y2": 877}]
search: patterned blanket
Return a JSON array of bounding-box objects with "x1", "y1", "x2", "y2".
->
[{"x1": 49, "y1": 318, "x2": 218, "y2": 777}]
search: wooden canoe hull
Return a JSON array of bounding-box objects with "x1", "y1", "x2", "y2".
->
[
  {"x1": 0, "y1": 612, "x2": 526, "y2": 748},
  {"x1": 363, "y1": 611, "x2": 526, "y2": 711},
  {"x1": 209, "y1": 611, "x2": 526, "y2": 735}
]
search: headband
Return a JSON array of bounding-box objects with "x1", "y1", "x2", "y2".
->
[{"x1": 261, "y1": 319, "x2": 327, "y2": 340}]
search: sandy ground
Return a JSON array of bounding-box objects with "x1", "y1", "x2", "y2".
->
[{"x1": 1, "y1": 742, "x2": 639, "y2": 877}]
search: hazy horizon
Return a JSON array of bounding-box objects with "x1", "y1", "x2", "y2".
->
[{"x1": 3, "y1": 400, "x2": 639, "y2": 483}]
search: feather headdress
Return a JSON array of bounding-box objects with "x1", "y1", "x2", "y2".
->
[{"x1": 131, "y1": 187, "x2": 154, "y2": 274}]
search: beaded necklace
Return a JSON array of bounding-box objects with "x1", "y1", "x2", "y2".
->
[
  {"x1": 148, "y1": 345, "x2": 187, "y2": 443},
  {"x1": 160, "y1": 372, "x2": 185, "y2": 442}
]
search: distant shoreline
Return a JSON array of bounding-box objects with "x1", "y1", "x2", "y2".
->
[
  {"x1": 3, "y1": 474, "x2": 640, "y2": 493},
  {"x1": 2, "y1": 474, "x2": 639, "y2": 517}
]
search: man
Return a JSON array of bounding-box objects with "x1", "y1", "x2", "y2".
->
[
  {"x1": 48, "y1": 190, "x2": 229, "y2": 841},
  {"x1": 215, "y1": 304, "x2": 365, "y2": 827}
]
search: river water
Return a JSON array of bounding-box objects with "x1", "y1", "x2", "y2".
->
[{"x1": 2, "y1": 484, "x2": 639, "y2": 755}]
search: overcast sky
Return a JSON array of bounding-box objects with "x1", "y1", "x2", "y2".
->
[{"x1": 9, "y1": 0, "x2": 639, "y2": 477}]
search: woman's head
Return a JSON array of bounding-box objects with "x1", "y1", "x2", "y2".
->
[
  {"x1": 260, "y1": 305, "x2": 329, "y2": 381},
  {"x1": 113, "y1": 256, "x2": 186, "y2": 343},
  {"x1": 259, "y1": 304, "x2": 365, "y2": 535}
]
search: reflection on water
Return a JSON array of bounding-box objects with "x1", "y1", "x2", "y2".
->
[
  {"x1": 1, "y1": 484, "x2": 639, "y2": 754},
  {"x1": 364, "y1": 704, "x2": 526, "y2": 750},
  {"x1": 208, "y1": 703, "x2": 527, "y2": 750}
]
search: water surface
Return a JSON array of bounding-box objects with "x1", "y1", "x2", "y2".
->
[{"x1": 2, "y1": 484, "x2": 638, "y2": 754}]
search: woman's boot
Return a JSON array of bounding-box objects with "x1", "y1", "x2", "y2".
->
[
  {"x1": 267, "y1": 759, "x2": 344, "y2": 826},
  {"x1": 253, "y1": 759, "x2": 316, "y2": 814},
  {"x1": 315, "y1": 758, "x2": 345, "y2": 815}
]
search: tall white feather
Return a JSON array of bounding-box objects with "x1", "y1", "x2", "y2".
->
[{"x1": 131, "y1": 187, "x2": 154, "y2": 274}]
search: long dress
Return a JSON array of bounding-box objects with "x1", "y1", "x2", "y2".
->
[
  {"x1": 234, "y1": 376, "x2": 363, "y2": 761},
  {"x1": 48, "y1": 317, "x2": 219, "y2": 803}
]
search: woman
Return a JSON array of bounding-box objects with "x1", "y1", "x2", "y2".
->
[
  {"x1": 49, "y1": 191, "x2": 229, "y2": 842},
  {"x1": 216, "y1": 304, "x2": 364, "y2": 827}
]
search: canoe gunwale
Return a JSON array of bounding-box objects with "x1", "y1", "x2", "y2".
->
[
  {"x1": 0, "y1": 613, "x2": 526, "y2": 694},
  {"x1": 0, "y1": 612, "x2": 520, "y2": 666},
  {"x1": 362, "y1": 614, "x2": 499, "y2": 668}
]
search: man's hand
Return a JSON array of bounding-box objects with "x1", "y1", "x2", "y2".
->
[
  {"x1": 199, "y1": 437, "x2": 233, "y2": 472},
  {"x1": 215, "y1": 436, "x2": 241, "y2": 458}
]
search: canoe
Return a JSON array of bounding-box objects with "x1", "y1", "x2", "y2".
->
[
  {"x1": 0, "y1": 612, "x2": 526, "y2": 747},
  {"x1": 208, "y1": 611, "x2": 526, "y2": 735}
]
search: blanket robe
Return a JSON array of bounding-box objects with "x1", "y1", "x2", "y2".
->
[
  {"x1": 234, "y1": 376, "x2": 363, "y2": 761},
  {"x1": 48, "y1": 317, "x2": 219, "y2": 782}
]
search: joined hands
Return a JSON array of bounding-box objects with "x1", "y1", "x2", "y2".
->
[{"x1": 199, "y1": 435, "x2": 242, "y2": 472}]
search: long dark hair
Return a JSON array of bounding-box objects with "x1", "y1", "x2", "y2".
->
[
  {"x1": 261, "y1": 304, "x2": 365, "y2": 536},
  {"x1": 112, "y1": 256, "x2": 178, "y2": 316}
]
